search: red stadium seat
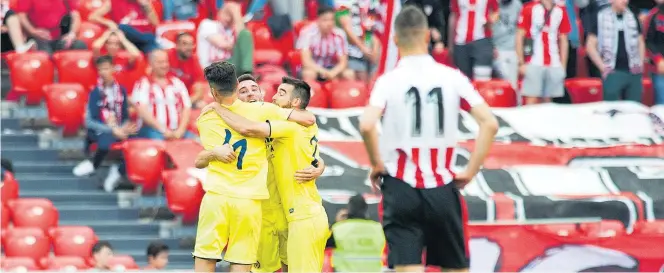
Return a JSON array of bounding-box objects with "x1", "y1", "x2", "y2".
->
[
  {"x1": 41, "y1": 256, "x2": 89, "y2": 271},
  {"x1": 8, "y1": 198, "x2": 58, "y2": 230},
  {"x1": 49, "y1": 226, "x2": 97, "y2": 241},
  {"x1": 306, "y1": 0, "x2": 318, "y2": 20},
  {"x1": 579, "y1": 220, "x2": 625, "y2": 237},
  {"x1": 246, "y1": 22, "x2": 284, "y2": 65},
  {"x1": 1, "y1": 257, "x2": 41, "y2": 271},
  {"x1": 114, "y1": 51, "x2": 148, "y2": 93},
  {"x1": 294, "y1": 20, "x2": 314, "y2": 38},
  {"x1": 122, "y1": 140, "x2": 167, "y2": 194},
  {"x1": 255, "y1": 65, "x2": 288, "y2": 84},
  {"x1": 77, "y1": 0, "x2": 104, "y2": 21},
  {"x1": 259, "y1": 81, "x2": 277, "y2": 100},
  {"x1": 44, "y1": 83, "x2": 88, "y2": 137},
  {"x1": 432, "y1": 49, "x2": 454, "y2": 67},
  {"x1": 108, "y1": 255, "x2": 139, "y2": 270},
  {"x1": 634, "y1": 220, "x2": 664, "y2": 235},
  {"x1": 305, "y1": 81, "x2": 329, "y2": 108},
  {"x1": 52, "y1": 233, "x2": 98, "y2": 258},
  {"x1": 327, "y1": 80, "x2": 370, "y2": 109},
  {"x1": 53, "y1": 50, "x2": 97, "y2": 90},
  {"x1": 163, "y1": 170, "x2": 204, "y2": 224},
  {"x1": 286, "y1": 50, "x2": 302, "y2": 76},
  {"x1": 473, "y1": 80, "x2": 518, "y2": 107},
  {"x1": 2, "y1": 204, "x2": 10, "y2": 228},
  {"x1": 643, "y1": 78, "x2": 654, "y2": 106},
  {"x1": 164, "y1": 139, "x2": 203, "y2": 169},
  {"x1": 7, "y1": 52, "x2": 55, "y2": 105},
  {"x1": 2, "y1": 228, "x2": 51, "y2": 260},
  {"x1": 77, "y1": 22, "x2": 104, "y2": 48},
  {"x1": 2, "y1": 171, "x2": 19, "y2": 204},
  {"x1": 564, "y1": 78, "x2": 603, "y2": 104}
]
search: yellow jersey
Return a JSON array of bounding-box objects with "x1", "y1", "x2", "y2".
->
[
  {"x1": 196, "y1": 100, "x2": 292, "y2": 199},
  {"x1": 263, "y1": 138, "x2": 283, "y2": 210},
  {"x1": 269, "y1": 120, "x2": 324, "y2": 222}
]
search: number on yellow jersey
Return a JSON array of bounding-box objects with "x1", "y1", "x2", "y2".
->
[
  {"x1": 310, "y1": 135, "x2": 319, "y2": 167},
  {"x1": 223, "y1": 129, "x2": 248, "y2": 170}
]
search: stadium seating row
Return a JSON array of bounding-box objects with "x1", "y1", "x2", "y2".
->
[{"x1": 1, "y1": 255, "x2": 138, "y2": 271}]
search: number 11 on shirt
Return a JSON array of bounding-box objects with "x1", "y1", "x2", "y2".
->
[
  {"x1": 223, "y1": 129, "x2": 248, "y2": 170},
  {"x1": 406, "y1": 87, "x2": 444, "y2": 137}
]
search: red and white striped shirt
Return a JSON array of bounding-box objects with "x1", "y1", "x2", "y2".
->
[
  {"x1": 296, "y1": 24, "x2": 349, "y2": 68},
  {"x1": 369, "y1": 55, "x2": 486, "y2": 189},
  {"x1": 451, "y1": 0, "x2": 499, "y2": 45},
  {"x1": 131, "y1": 75, "x2": 192, "y2": 130},
  {"x1": 518, "y1": 3, "x2": 571, "y2": 67}
]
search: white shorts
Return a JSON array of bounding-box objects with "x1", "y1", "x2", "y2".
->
[{"x1": 521, "y1": 64, "x2": 566, "y2": 98}]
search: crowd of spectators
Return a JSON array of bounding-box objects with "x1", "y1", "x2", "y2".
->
[{"x1": 89, "y1": 241, "x2": 170, "y2": 271}]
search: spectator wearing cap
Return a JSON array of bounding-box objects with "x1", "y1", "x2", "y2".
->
[
  {"x1": 132, "y1": 49, "x2": 194, "y2": 140},
  {"x1": 1, "y1": 0, "x2": 35, "y2": 53},
  {"x1": 646, "y1": 0, "x2": 664, "y2": 105},
  {"x1": 335, "y1": 0, "x2": 382, "y2": 82},
  {"x1": 516, "y1": 0, "x2": 571, "y2": 105},
  {"x1": 14, "y1": 0, "x2": 87, "y2": 53},
  {"x1": 90, "y1": 241, "x2": 114, "y2": 271},
  {"x1": 586, "y1": 0, "x2": 644, "y2": 102},
  {"x1": 492, "y1": 0, "x2": 522, "y2": 89},
  {"x1": 449, "y1": 0, "x2": 499, "y2": 81},
  {"x1": 197, "y1": 2, "x2": 254, "y2": 75},
  {"x1": 144, "y1": 241, "x2": 170, "y2": 270},
  {"x1": 326, "y1": 194, "x2": 385, "y2": 272},
  {"x1": 168, "y1": 32, "x2": 206, "y2": 107},
  {"x1": 73, "y1": 55, "x2": 138, "y2": 193},
  {"x1": 89, "y1": 0, "x2": 160, "y2": 53},
  {"x1": 298, "y1": 6, "x2": 351, "y2": 82}
]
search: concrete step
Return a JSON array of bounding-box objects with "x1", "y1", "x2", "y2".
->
[
  {"x1": 98, "y1": 235, "x2": 181, "y2": 251},
  {"x1": 60, "y1": 220, "x2": 161, "y2": 236},
  {"x1": 0, "y1": 133, "x2": 39, "y2": 145},
  {"x1": 58, "y1": 206, "x2": 140, "y2": 221},
  {"x1": 1, "y1": 118, "x2": 21, "y2": 130},
  {"x1": 20, "y1": 191, "x2": 118, "y2": 206},
  {"x1": 2, "y1": 147, "x2": 61, "y2": 161},
  {"x1": 13, "y1": 161, "x2": 78, "y2": 174},
  {"x1": 15, "y1": 175, "x2": 99, "y2": 191}
]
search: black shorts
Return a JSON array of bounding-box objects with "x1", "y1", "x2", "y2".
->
[{"x1": 381, "y1": 175, "x2": 469, "y2": 269}]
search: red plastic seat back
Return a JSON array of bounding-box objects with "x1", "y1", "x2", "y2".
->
[
  {"x1": 49, "y1": 226, "x2": 97, "y2": 241},
  {"x1": 432, "y1": 49, "x2": 454, "y2": 67},
  {"x1": 108, "y1": 255, "x2": 139, "y2": 271},
  {"x1": 2, "y1": 228, "x2": 51, "y2": 260},
  {"x1": 529, "y1": 223, "x2": 580, "y2": 237},
  {"x1": 286, "y1": 50, "x2": 302, "y2": 76},
  {"x1": 77, "y1": 0, "x2": 104, "y2": 21},
  {"x1": 634, "y1": 220, "x2": 664, "y2": 235},
  {"x1": 260, "y1": 81, "x2": 277, "y2": 100},
  {"x1": 473, "y1": 79, "x2": 518, "y2": 107},
  {"x1": 8, "y1": 52, "x2": 55, "y2": 105},
  {"x1": 41, "y1": 256, "x2": 89, "y2": 271},
  {"x1": 77, "y1": 22, "x2": 104, "y2": 48},
  {"x1": 579, "y1": 220, "x2": 625, "y2": 237},
  {"x1": 52, "y1": 233, "x2": 98, "y2": 257},
  {"x1": 306, "y1": 81, "x2": 329, "y2": 108},
  {"x1": 327, "y1": 80, "x2": 370, "y2": 109},
  {"x1": 564, "y1": 78, "x2": 603, "y2": 104},
  {"x1": 1, "y1": 257, "x2": 41, "y2": 272},
  {"x1": 122, "y1": 139, "x2": 167, "y2": 194},
  {"x1": 164, "y1": 139, "x2": 203, "y2": 169},
  {"x1": 1, "y1": 171, "x2": 19, "y2": 204},
  {"x1": 1, "y1": 204, "x2": 10, "y2": 228},
  {"x1": 163, "y1": 170, "x2": 204, "y2": 224},
  {"x1": 53, "y1": 50, "x2": 97, "y2": 90},
  {"x1": 247, "y1": 22, "x2": 284, "y2": 65},
  {"x1": 8, "y1": 198, "x2": 59, "y2": 231},
  {"x1": 44, "y1": 83, "x2": 87, "y2": 137}
]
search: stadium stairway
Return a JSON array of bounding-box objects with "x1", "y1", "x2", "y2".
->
[{"x1": 1, "y1": 106, "x2": 195, "y2": 269}]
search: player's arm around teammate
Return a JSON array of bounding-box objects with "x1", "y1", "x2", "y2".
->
[{"x1": 200, "y1": 104, "x2": 316, "y2": 139}]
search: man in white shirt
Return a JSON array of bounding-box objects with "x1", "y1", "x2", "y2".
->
[
  {"x1": 196, "y1": 2, "x2": 254, "y2": 75},
  {"x1": 359, "y1": 6, "x2": 498, "y2": 273}
]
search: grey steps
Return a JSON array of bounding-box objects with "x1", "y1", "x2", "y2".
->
[
  {"x1": 13, "y1": 161, "x2": 78, "y2": 174},
  {"x1": 1, "y1": 133, "x2": 39, "y2": 144},
  {"x1": 57, "y1": 206, "x2": 140, "y2": 221},
  {"x1": 2, "y1": 147, "x2": 61, "y2": 161},
  {"x1": 98, "y1": 235, "x2": 182, "y2": 251},
  {"x1": 20, "y1": 191, "x2": 118, "y2": 206},
  {"x1": 60, "y1": 221, "x2": 161, "y2": 236},
  {"x1": 16, "y1": 175, "x2": 99, "y2": 191},
  {"x1": 1, "y1": 118, "x2": 21, "y2": 129}
]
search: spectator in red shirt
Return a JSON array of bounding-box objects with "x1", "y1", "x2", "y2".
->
[
  {"x1": 15, "y1": 0, "x2": 87, "y2": 53},
  {"x1": 132, "y1": 49, "x2": 194, "y2": 140},
  {"x1": 297, "y1": 6, "x2": 351, "y2": 82},
  {"x1": 516, "y1": 0, "x2": 571, "y2": 105},
  {"x1": 168, "y1": 32, "x2": 206, "y2": 107},
  {"x1": 449, "y1": 0, "x2": 499, "y2": 81},
  {"x1": 92, "y1": 30, "x2": 142, "y2": 60},
  {"x1": 1, "y1": 0, "x2": 35, "y2": 53},
  {"x1": 90, "y1": 0, "x2": 160, "y2": 53}
]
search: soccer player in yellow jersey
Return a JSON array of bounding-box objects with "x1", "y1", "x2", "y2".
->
[
  {"x1": 193, "y1": 62, "x2": 316, "y2": 272},
  {"x1": 196, "y1": 73, "x2": 326, "y2": 273},
  {"x1": 203, "y1": 76, "x2": 329, "y2": 273}
]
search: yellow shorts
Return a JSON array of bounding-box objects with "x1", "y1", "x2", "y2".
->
[
  {"x1": 252, "y1": 207, "x2": 288, "y2": 273},
  {"x1": 192, "y1": 192, "x2": 262, "y2": 264},
  {"x1": 287, "y1": 212, "x2": 330, "y2": 273}
]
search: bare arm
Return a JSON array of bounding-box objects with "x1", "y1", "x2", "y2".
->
[
  {"x1": 465, "y1": 104, "x2": 498, "y2": 175},
  {"x1": 559, "y1": 33, "x2": 569, "y2": 68},
  {"x1": 359, "y1": 106, "x2": 383, "y2": 167},
  {"x1": 17, "y1": 13, "x2": 38, "y2": 36},
  {"x1": 135, "y1": 104, "x2": 168, "y2": 133},
  {"x1": 194, "y1": 144, "x2": 236, "y2": 168},
  {"x1": 176, "y1": 107, "x2": 191, "y2": 136},
  {"x1": 68, "y1": 10, "x2": 82, "y2": 34},
  {"x1": 92, "y1": 30, "x2": 114, "y2": 53},
  {"x1": 329, "y1": 53, "x2": 349, "y2": 77},
  {"x1": 208, "y1": 105, "x2": 272, "y2": 138},
  {"x1": 339, "y1": 15, "x2": 368, "y2": 51},
  {"x1": 638, "y1": 35, "x2": 646, "y2": 64},
  {"x1": 194, "y1": 150, "x2": 215, "y2": 168},
  {"x1": 301, "y1": 48, "x2": 327, "y2": 74},
  {"x1": 515, "y1": 28, "x2": 526, "y2": 65},
  {"x1": 448, "y1": 13, "x2": 456, "y2": 49},
  {"x1": 206, "y1": 35, "x2": 234, "y2": 51},
  {"x1": 585, "y1": 34, "x2": 605, "y2": 73},
  {"x1": 89, "y1": 0, "x2": 117, "y2": 29},
  {"x1": 289, "y1": 109, "x2": 316, "y2": 126},
  {"x1": 118, "y1": 32, "x2": 142, "y2": 58}
]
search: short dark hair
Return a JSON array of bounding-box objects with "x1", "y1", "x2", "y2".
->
[
  {"x1": 394, "y1": 5, "x2": 429, "y2": 48},
  {"x1": 347, "y1": 194, "x2": 368, "y2": 219},
  {"x1": 204, "y1": 61, "x2": 238, "y2": 96},
  {"x1": 1, "y1": 158, "x2": 14, "y2": 173},
  {"x1": 175, "y1": 31, "x2": 194, "y2": 42},
  {"x1": 281, "y1": 77, "x2": 311, "y2": 109},
  {"x1": 317, "y1": 5, "x2": 335, "y2": 16},
  {"x1": 95, "y1": 55, "x2": 114, "y2": 67},
  {"x1": 237, "y1": 73, "x2": 257, "y2": 83},
  {"x1": 92, "y1": 241, "x2": 113, "y2": 255},
  {"x1": 146, "y1": 241, "x2": 170, "y2": 259}
]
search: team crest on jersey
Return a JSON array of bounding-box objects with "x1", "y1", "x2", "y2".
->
[
  {"x1": 289, "y1": 208, "x2": 294, "y2": 214},
  {"x1": 254, "y1": 261, "x2": 260, "y2": 269}
]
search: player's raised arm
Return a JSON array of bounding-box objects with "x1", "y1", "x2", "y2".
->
[
  {"x1": 261, "y1": 101, "x2": 316, "y2": 126},
  {"x1": 201, "y1": 103, "x2": 273, "y2": 138},
  {"x1": 194, "y1": 145, "x2": 236, "y2": 168}
]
